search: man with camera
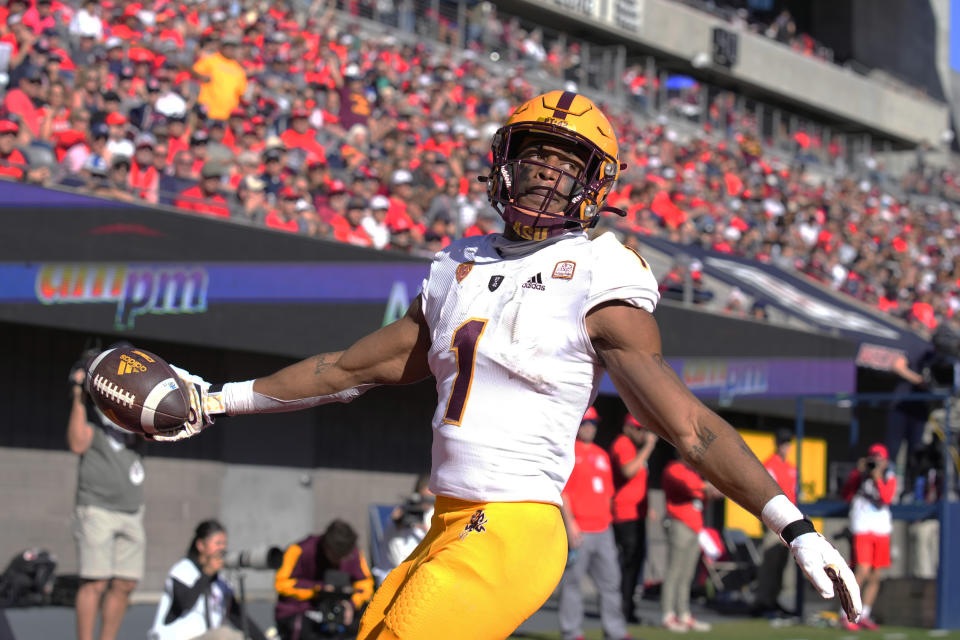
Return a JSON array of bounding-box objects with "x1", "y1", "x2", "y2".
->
[
  {"x1": 839, "y1": 443, "x2": 897, "y2": 631},
  {"x1": 383, "y1": 474, "x2": 434, "y2": 571},
  {"x1": 274, "y1": 520, "x2": 374, "y2": 640},
  {"x1": 149, "y1": 520, "x2": 266, "y2": 640},
  {"x1": 68, "y1": 351, "x2": 145, "y2": 640}
]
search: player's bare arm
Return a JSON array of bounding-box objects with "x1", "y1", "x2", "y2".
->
[
  {"x1": 586, "y1": 300, "x2": 781, "y2": 516},
  {"x1": 588, "y1": 299, "x2": 862, "y2": 621},
  {"x1": 254, "y1": 295, "x2": 432, "y2": 401}
]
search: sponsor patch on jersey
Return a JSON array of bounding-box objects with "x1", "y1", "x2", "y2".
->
[
  {"x1": 488, "y1": 275, "x2": 504, "y2": 291},
  {"x1": 455, "y1": 261, "x2": 474, "y2": 283},
  {"x1": 521, "y1": 273, "x2": 545, "y2": 291},
  {"x1": 552, "y1": 260, "x2": 576, "y2": 279}
]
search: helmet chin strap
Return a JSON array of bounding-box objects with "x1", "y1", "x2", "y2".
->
[{"x1": 502, "y1": 205, "x2": 574, "y2": 241}]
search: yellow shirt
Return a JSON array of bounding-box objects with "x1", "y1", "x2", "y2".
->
[{"x1": 193, "y1": 52, "x2": 247, "y2": 120}]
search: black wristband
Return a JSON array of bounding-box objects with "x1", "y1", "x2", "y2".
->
[{"x1": 781, "y1": 518, "x2": 816, "y2": 544}]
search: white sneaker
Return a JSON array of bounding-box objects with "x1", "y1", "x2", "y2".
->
[
  {"x1": 679, "y1": 614, "x2": 711, "y2": 632},
  {"x1": 662, "y1": 614, "x2": 689, "y2": 633}
]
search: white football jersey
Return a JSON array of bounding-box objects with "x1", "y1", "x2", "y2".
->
[{"x1": 421, "y1": 231, "x2": 659, "y2": 505}]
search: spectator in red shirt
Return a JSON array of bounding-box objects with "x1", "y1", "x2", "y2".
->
[
  {"x1": 3, "y1": 68, "x2": 43, "y2": 137},
  {"x1": 280, "y1": 108, "x2": 327, "y2": 161},
  {"x1": 129, "y1": 134, "x2": 159, "y2": 203},
  {"x1": 753, "y1": 428, "x2": 798, "y2": 617},
  {"x1": 610, "y1": 414, "x2": 657, "y2": 623},
  {"x1": 0, "y1": 119, "x2": 27, "y2": 180},
  {"x1": 175, "y1": 163, "x2": 230, "y2": 218},
  {"x1": 332, "y1": 197, "x2": 373, "y2": 247},
  {"x1": 265, "y1": 187, "x2": 303, "y2": 233},
  {"x1": 661, "y1": 452, "x2": 720, "y2": 632},
  {"x1": 558, "y1": 407, "x2": 630, "y2": 640}
]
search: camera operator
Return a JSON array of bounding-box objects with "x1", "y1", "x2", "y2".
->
[
  {"x1": 274, "y1": 520, "x2": 374, "y2": 640},
  {"x1": 149, "y1": 520, "x2": 266, "y2": 640},
  {"x1": 68, "y1": 347, "x2": 145, "y2": 640},
  {"x1": 839, "y1": 443, "x2": 897, "y2": 631},
  {"x1": 383, "y1": 474, "x2": 434, "y2": 570}
]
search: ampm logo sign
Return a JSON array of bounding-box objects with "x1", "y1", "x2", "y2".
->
[{"x1": 35, "y1": 264, "x2": 209, "y2": 329}]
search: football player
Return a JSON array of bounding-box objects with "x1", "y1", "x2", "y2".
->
[{"x1": 153, "y1": 91, "x2": 861, "y2": 639}]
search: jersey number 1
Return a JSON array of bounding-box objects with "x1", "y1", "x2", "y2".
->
[{"x1": 442, "y1": 318, "x2": 488, "y2": 425}]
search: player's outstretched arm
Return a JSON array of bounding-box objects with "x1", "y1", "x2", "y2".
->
[
  {"x1": 253, "y1": 295, "x2": 432, "y2": 401},
  {"x1": 587, "y1": 301, "x2": 861, "y2": 621},
  {"x1": 149, "y1": 298, "x2": 431, "y2": 442}
]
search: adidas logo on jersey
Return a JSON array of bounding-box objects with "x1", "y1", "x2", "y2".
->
[{"x1": 522, "y1": 273, "x2": 546, "y2": 291}]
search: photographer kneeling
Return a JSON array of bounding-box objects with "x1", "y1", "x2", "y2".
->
[
  {"x1": 150, "y1": 520, "x2": 266, "y2": 640},
  {"x1": 274, "y1": 520, "x2": 374, "y2": 640},
  {"x1": 383, "y1": 474, "x2": 434, "y2": 570}
]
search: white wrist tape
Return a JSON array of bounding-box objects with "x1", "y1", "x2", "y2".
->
[
  {"x1": 761, "y1": 494, "x2": 805, "y2": 536},
  {"x1": 221, "y1": 380, "x2": 377, "y2": 416}
]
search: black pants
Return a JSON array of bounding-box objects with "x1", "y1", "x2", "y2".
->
[{"x1": 613, "y1": 518, "x2": 647, "y2": 619}]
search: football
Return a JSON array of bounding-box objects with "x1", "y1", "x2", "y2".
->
[{"x1": 85, "y1": 346, "x2": 190, "y2": 436}]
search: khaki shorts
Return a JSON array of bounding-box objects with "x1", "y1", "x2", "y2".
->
[{"x1": 73, "y1": 504, "x2": 145, "y2": 581}]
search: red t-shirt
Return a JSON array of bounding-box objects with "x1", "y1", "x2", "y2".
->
[
  {"x1": 763, "y1": 453, "x2": 797, "y2": 504},
  {"x1": 331, "y1": 216, "x2": 372, "y2": 246},
  {"x1": 0, "y1": 148, "x2": 26, "y2": 179},
  {"x1": 610, "y1": 434, "x2": 648, "y2": 522},
  {"x1": 174, "y1": 186, "x2": 229, "y2": 218},
  {"x1": 662, "y1": 460, "x2": 705, "y2": 533},
  {"x1": 562, "y1": 440, "x2": 614, "y2": 533},
  {"x1": 265, "y1": 211, "x2": 299, "y2": 232}
]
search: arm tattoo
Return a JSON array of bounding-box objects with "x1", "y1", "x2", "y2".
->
[
  {"x1": 313, "y1": 353, "x2": 339, "y2": 375},
  {"x1": 689, "y1": 425, "x2": 717, "y2": 465},
  {"x1": 652, "y1": 353, "x2": 686, "y2": 390}
]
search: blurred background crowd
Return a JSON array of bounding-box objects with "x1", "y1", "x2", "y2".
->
[{"x1": 0, "y1": 0, "x2": 957, "y2": 337}]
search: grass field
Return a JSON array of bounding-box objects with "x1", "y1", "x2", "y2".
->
[{"x1": 510, "y1": 619, "x2": 960, "y2": 639}]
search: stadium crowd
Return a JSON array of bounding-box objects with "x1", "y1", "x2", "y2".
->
[{"x1": 0, "y1": 0, "x2": 957, "y2": 334}]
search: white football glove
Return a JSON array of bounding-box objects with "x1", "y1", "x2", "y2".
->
[
  {"x1": 145, "y1": 365, "x2": 224, "y2": 442},
  {"x1": 790, "y1": 532, "x2": 862, "y2": 622}
]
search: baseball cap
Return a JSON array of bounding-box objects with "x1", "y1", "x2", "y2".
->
[
  {"x1": 240, "y1": 175, "x2": 265, "y2": 192},
  {"x1": 328, "y1": 179, "x2": 347, "y2": 195},
  {"x1": 868, "y1": 443, "x2": 889, "y2": 460},
  {"x1": 0, "y1": 119, "x2": 19, "y2": 134},
  {"x1": 134, "y1": 133, "x2": 156, "y2": 148},
  {"x1": 370, "y1": 194, "x2": 390, "y2": 210},
  {"x1": 82, "y1": 155, "x2": 107, "y2": 175},
  {"x1": 111, "y1": 154, "x2": 131, "y2": 169},
  {"x1": 623, "y1": 414, "x2": 644, "y2": 429},
  {"x1": 105, "y1": 112, "x2": 127, "y2": 126},
  {"x1": 347, "y1": 196, "x2": 367, "y2": 210},
  {"x1": 391, "y1": 169, "x2": 413, "y2": 185},
  {"x1": 582, "y1": 406, "x2": 599, "y2": 423},
  {"x1": 200, "y1": 163, "x2": 223, "y2": 179},
  {"x1": 91, "y1": 123, "x2": 109, "y2": 138},
  {"x1": 190, "y1": 130, "x2": 209, "y2": 144},
  {"x1": 279, "y1": 186, "x2": 299, "y2": 200},
  {"x1": 290, "y1": 107, "x2": 309, "y2": 119},
  {"x1": 105, "y1": 36, "x2": 123, "y2": 50}
]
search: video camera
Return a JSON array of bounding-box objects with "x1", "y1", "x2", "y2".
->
[
  {"x1": 303, "y1": 569, "x2": 356, "y2": 638},
  {"x1": 223, "y1": 545, "x2": 284, "y2": 571},
  {"x1": 395, "y1": 493, "x2": 433, "y2": 528}
]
